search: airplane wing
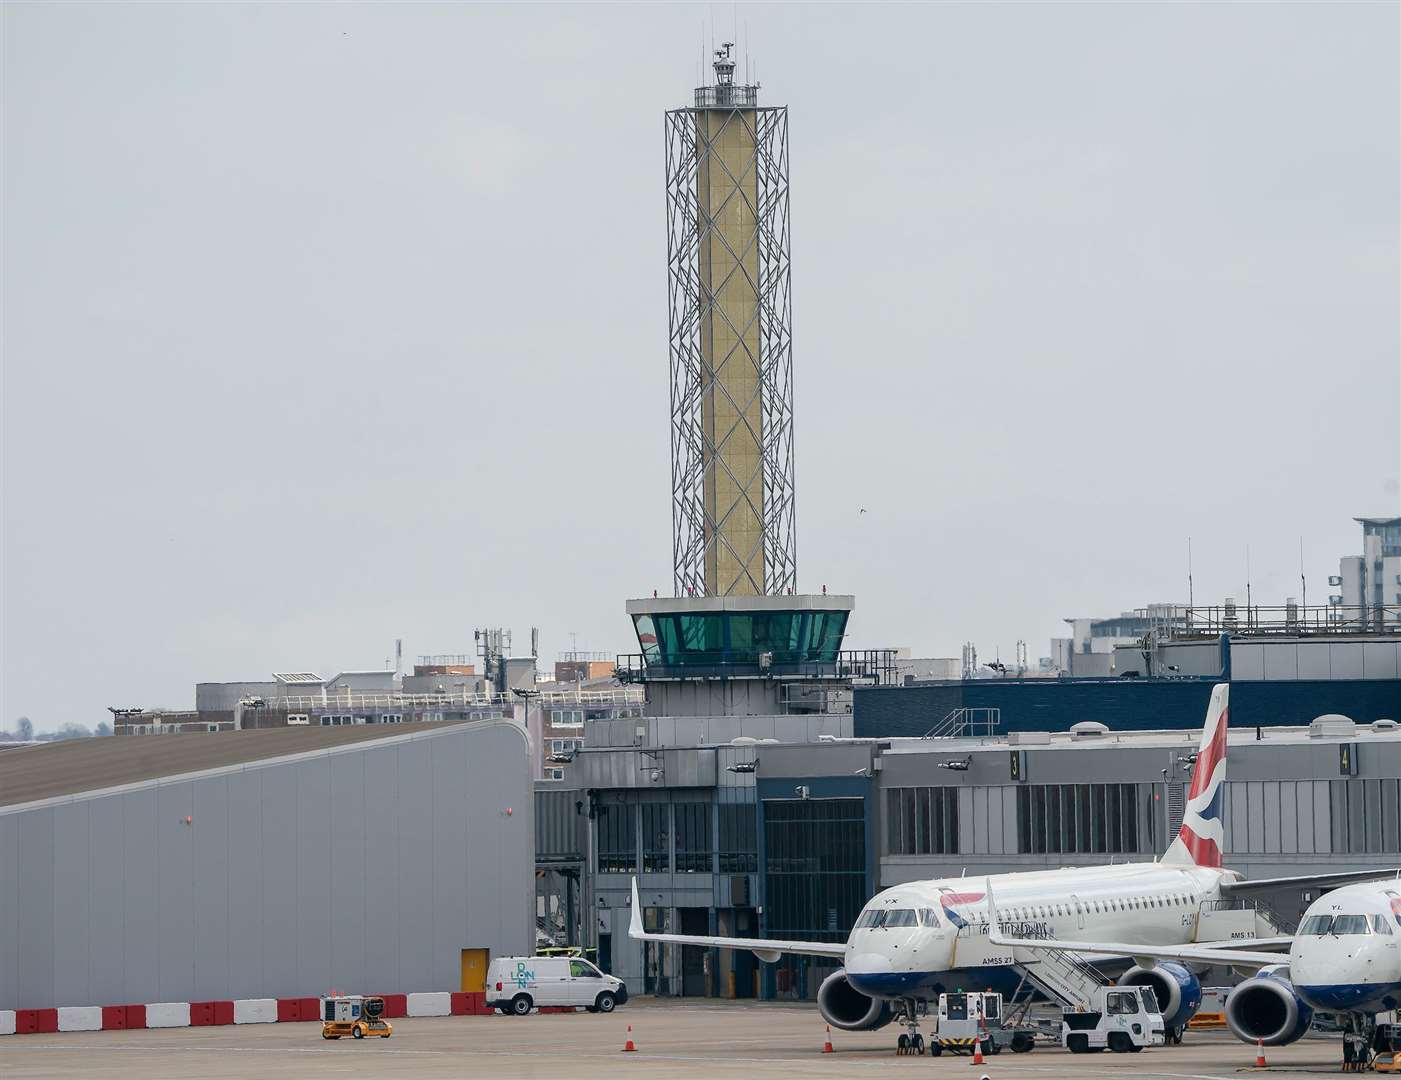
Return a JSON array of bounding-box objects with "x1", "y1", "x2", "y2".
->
[
  {"x1": 1222, "y1": 868, "x2": 1401, "y2": 896},
  {"x1": 985, "y1": 879, "x2": 1284, "y2": 970},
  {"x1": 627, "y1": 878, "x2": 846, "y2": 962},
  {"x1": 1198, "y1": 936, "x2": 1293, "y2": 953}
]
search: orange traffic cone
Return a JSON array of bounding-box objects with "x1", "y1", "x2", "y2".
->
[
  {"x1": 970, "y1": 1034, "x2": 985, "y2": 1066},
  {"x1": 1255, "y1": 1038, "x2": 1266, "y2": 1068},
  {"x1": 822, "y1": 1025, "x2": 834, "y2": 1053},
  {"x1": 622, "y1": 1024, "x2": 636, "y2": 1052}
]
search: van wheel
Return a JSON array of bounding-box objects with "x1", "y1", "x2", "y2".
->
[
  {"x1": 1067, "y1": 1034, "x2": 1088, "y2": 1054},
  {"x1": 595, "y1": 992, "x2": 616, "y2": 1014},
  {"x1": 511, "y1": 994, "x2": 533, "y2": 1016},
  {"x1": 353, "y1": 1025, "x2": 365, "y2": 1039}
]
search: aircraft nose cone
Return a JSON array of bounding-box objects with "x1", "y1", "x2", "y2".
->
[
  {"x1": 845, "y1": 952, "x2": 930, "y2": 997},
  {"x1": 844, "y1": 952, "x2": 892, "y2": 996}
]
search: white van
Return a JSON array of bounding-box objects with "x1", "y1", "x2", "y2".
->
[{"x1": 486, "y1": 955, "x2": 628, "y2": 1015}]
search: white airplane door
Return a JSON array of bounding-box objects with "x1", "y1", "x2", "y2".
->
[{"x1": 1070, "y1": 894, "x2": 1085, "y2": 931}]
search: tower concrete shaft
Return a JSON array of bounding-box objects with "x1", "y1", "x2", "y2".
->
[{"x1": 666, "y1": 44, "x2": 796, "y2": 598}]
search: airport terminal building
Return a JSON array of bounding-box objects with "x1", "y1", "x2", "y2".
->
[{"x1": 548, "y1": 712, "x2": 1401, "y2": 1001}]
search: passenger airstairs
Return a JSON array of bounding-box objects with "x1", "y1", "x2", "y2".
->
[
  {"x1": 952, "y1": 926, "x2": 1108, "y2": 1015},
  {"x1": 1197, "y1": 898, "x2": 1288, "y2": 942},
  {"x1": 1014, "y1": 944, "x2": 1107, "y2": 1013}
]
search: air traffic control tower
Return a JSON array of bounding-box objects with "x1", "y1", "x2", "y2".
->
[
  {"x1": 665, "y1": 43, "x2": 795, "y2": 599},
  {"x1": 620, "y1": 48, "x2": 883, "y2": 717}
]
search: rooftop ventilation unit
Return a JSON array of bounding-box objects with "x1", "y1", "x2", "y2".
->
[{"x1": 1309, "y1": 714, "x2": 1356, "y2": 738}]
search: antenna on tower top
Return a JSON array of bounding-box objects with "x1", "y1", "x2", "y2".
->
[{"x1": 713, "y1": 41, "x2": 735, "y2": 85}]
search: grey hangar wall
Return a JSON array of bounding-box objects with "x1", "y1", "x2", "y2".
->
[{"x1": 0, "y1": 722, "x2": 533, "y2": 1011}]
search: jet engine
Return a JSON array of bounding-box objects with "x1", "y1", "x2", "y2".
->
[
  {"x1": 1118, "y1": 961, "x2": 1202, "y2": 1031},
  {"x1": 1225, "y1": 971, "x2": 1314, "y2": 1047},
  {"x1": 817, "y1": 969, "x2": 894, "y2": 1031}
]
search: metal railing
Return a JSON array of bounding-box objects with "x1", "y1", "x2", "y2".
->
[
  {"x1": 923, "y1": 707, "x2": 1002, "y2": 739},
  {"x1": 693, "y1": 84, "x2": 758, "y2": 108},
  {"x1": 279, "y1": 687, "x2": 643, "y2": 710},
  {"x1": 1200, "y1": 896, "x2": 1293, "y2": 936},
  {"x1": 616, "y1": 648, "x2": 897, "y2": 684},
  {"x1": 1172, "y1": 603, "x2": 1400, "y2": 638}
]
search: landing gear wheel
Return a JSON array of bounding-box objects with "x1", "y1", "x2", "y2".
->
[
  {"x1": 1170, "y1": 1026, "x2": 1184, "y2": 1045},
  {"x1": 897, "y1": 1033, "x2": 911, "y2": 1054},
  {"x1": 911, "y1": 1034, "x2": 924, "y2": 1055}
]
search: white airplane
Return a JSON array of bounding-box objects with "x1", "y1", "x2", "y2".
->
[
  {"x1": 629, "y1": 684, "x2": 1397, "y2": 1051},
  {"x1": 990, "y1": 877, "x2": 1401, "y2": 1064}
]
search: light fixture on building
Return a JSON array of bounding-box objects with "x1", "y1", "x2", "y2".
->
[
  {"x1": 937, "y1": 757, "x2": 971, "y2": 772},
  {"x1": 726, "y1": 760, "x2": 759, "y2": 774}
]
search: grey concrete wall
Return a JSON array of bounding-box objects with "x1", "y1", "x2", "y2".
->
[{"x1": 0, "y1": 721, "x2": 533, "y2": 1011}]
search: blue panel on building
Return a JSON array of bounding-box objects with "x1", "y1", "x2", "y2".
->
[{"x1": 854, "y1": 678, "x2": 1401, "y2": 739}]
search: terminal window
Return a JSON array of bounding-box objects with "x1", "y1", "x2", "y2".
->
[
  {"x1": 597, "y1": 798, "x2": 638, "y2": 874},
  {"x1": 763, "y1": 797, "x2": 866, "y2": 943},
  {"x1": 884, "y1": 787, "x2": 959, "y2": 855},
  {"x1": 642, "y1": 804, "x2": 670, "y2": 872},
  {"x1": 718, "y1": 803, "x2": 758, "y2": 872},
  {"x1": 1016, "y1": 783, "x2": 1149, "y2": 855}
]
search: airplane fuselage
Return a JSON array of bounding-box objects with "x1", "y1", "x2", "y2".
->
[
  {"x1": 844, "y1": 861, "x2": 1233, "y2": 999},
  {"x1": 1288, "y1": 883, "x2": 1401, "y2": 1015}
]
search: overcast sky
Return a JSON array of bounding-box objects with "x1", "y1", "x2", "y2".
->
[{"x1": 3, "y1": 2, "x2": 1398, "y2": 730}]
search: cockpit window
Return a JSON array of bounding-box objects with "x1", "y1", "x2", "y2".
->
[
  {"x1": 1333, "y1": 915, "x2": 1371, "y2": 936},
  {"x1": 1373, "y1": 915, "x2": 1394, "y2": 935},
  {"x1": 919, "y1": 908, "x2": 940, "y2": 927},
  {"x1": 1299, "y1": 914, "x2": 1334, "y2": 935},
  {"x1": 855, "y1": 907, "x2": 922, "y2": 929}
]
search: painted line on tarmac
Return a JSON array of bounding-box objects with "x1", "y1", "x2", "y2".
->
[{"x1": 1, "y1": 1044, "x2": 1336, "y2": 1078}]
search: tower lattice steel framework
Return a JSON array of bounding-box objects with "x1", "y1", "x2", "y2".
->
[{"x1": 665, "y1": 47, "x2": 797, "y2": 598}]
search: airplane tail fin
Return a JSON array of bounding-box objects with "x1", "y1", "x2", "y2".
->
[{"x1": 1161, "y1": 683, "x2": 1229, "y2": 868}]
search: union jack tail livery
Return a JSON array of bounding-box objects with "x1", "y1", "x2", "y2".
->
[{"x1": 1161, "y1": 683, "x2": 1229, "y2": 868}]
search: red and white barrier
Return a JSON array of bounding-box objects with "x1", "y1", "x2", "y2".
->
[
  {"x1": 233, "y1": 999, "x2": 277, "y2": 1025},
  {"x1": 406, "y1": 992, "x2": 451, "y2": 1017},
  {"x1": 57, "y1": 1007, "x2": 102, "y2": 1032},
  {"x1": 0, "y1": 991, "x2": 492, "y2": 1035},
  {"x1": 147, "y1": 1003, "x2": 191, "y2": 1028}
]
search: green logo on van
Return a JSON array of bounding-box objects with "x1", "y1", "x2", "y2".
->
[{"x1": 513, "y1": 961, "x2": 536, "y2": 987}]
